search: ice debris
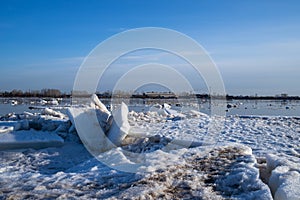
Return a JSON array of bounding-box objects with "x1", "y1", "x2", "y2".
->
[{"x1": 266, "y1": 154, "x2": 300, "y2": 200}]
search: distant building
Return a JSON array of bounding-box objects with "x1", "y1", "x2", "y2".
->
[{"x1": 144, "y1": 92, "x2": 177, "y2": 99}]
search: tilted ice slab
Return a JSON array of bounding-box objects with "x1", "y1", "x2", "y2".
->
[
  {"x1": 0, "y1": 130, "x2": 64, "y2": 150},
  {"x1": 67, "y1": 94, "x2": 131, "y2": 154},
  {"x1": 108, "y1": 102, "x2": 130, "y2": 146},
  {"x1": 67, "y1": 106, "x2": 114, "y2": 153}
]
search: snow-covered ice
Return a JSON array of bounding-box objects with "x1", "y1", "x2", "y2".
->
[
  {"x1": 0, "y1": 130, "x2": 64, "y2": 150},
  {"x1": 0, "y1": 97, "x2": 299, "y2": 199},
  {"x1": 0, "y1": 142, "x2": 272, "y2": 199},
  {"x1": 0, "y1": 110, "x2": 68, "y2": 150},
  {"x1": 266, "y1": 154, "x2": 300, "y2": 200},
  {"x1": 116, "y1": 145, "x2": 272, "y2": 200}
]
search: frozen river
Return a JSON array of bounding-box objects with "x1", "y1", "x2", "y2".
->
[
  {"x1": 1, "y1": 97, "x2": 300, "y2": 117},
  {"x1": 0, "y1": 97, "x2": 299, "y2": 199}
]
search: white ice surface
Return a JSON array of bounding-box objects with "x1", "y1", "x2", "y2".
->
[
  {"x1": 0, "y1": 125, "x2": 14, "y2": 133},
  {"x1": 0, "y1": 129, "x2": 64, "y2": 150},
  {"x1": 91, "y1": 93, "x2": 111, "y2": 115},
  {"x1": 107, "y1": 102, "x2": 130, "y2": 146},
  {"x1": 267, "y1": 154, "x2": 300, "y2": 200},
  {"x1": 0, "y1": 120, "x2": 30, "y2": 132},
  {"x1": 67, "y1": 106, "x2": 115, "y2": 153},
  {"x1": 42, "y1": 108, "x2": 66, "y2": 119},
  {"x1": 0, "y1": 142, "x2": 272, "y2": 199},
  {"x1": 67, "y1": 98, "x2": 130, "y2": 155},
  {"x1": 129, "y1": 112, "x2": 300, "y2": 158},
  {"x1": 0, "y1": 104, "x2": 299, "y2": 199}
]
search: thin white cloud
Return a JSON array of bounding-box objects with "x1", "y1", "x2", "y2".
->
[
  {"x1": 24, "y1": 56, "x2": 84, "y2": 68},
  {"x1": 120, "y1": 51, "x2": 169, "y2": 61},
  {"x1": 54, "y1": 56, "x2": 85, "y2": 64}
]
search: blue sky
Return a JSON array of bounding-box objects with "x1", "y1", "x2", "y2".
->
[{"x1": 0, "y1": 0, "x2": 300, "y2": 95}]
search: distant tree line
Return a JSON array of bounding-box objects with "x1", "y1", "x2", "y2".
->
[
  {"x1": 0, "y1": 89, "x2": 70, "y2": 98},
  {"x1": 225, "y1": 94, "x2": 300, "y2": 100},
  {"x1": 1, "y1": 89, "x2": 299, "y2": 100}
]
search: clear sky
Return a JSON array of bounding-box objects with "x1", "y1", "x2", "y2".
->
[{"x1": 0, "y1": 0, "x2": 300, "y2": 95}]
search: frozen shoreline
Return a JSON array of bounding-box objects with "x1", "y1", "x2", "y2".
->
[{"x1": 0, "y1": 99, "x2": 299, "y2": 199}]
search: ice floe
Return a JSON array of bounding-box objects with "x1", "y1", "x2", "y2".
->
[{"x1": 0, "y1": 130, "x2": 64, "y2": 150}]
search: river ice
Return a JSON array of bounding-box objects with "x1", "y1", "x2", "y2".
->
[{"x1": 0, "y1": 101, "x2": 299, "y2": 199}]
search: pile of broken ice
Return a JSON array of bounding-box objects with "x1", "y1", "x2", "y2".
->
[
  {"x1": 0, "y1": 108, "x2": 71, "y2": 150},
  {"x1": 67, "y1": 94, "x2": 130, "y2": 153},
  {"x1": 0, "y1": 94, "x2": 299, "y2": 199}
]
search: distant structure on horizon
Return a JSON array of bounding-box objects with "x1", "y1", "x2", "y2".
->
[{"x1": 131, "y1": 92, "x2": 177, "y2": 99}]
